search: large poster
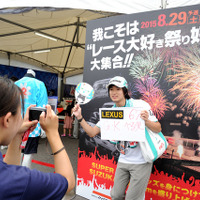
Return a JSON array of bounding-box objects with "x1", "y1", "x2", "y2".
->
[{"x1": 77, "y1": 4, "x2": 200, "y2": 200}]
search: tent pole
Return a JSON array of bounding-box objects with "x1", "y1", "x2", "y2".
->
[
  {"x1": 62, "y1": 22, "x2": 78, "y2": 74},
  {"x1": 160, "y1": 0, "x2": 168, "y2": 9},
  {"x1": 60, "y1": 73, "x2": 64, "y2": 101}
]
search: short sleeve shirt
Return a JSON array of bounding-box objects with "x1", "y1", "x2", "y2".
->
[
  {"x1": 0, "y1": 152, "x2": 68, "y2": 200},
  {"x1": 96, "y1": 99, "x2": 158, "y2": 164}
]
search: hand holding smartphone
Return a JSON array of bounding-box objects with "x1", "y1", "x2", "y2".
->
[
  {"x1": 21, "y1": 107, "x2": 46, "y2": 149},
  {"x1": 29, "y1": 107, "x2": 47, "y2": 121}
]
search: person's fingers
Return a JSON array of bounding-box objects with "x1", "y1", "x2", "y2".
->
[
  {"x1": 24, "y1": 104, "x2": 36, "y2": 121},
  {"x1": 74, "y1": 104, "x2": 80, "y2": 112},
  {"x1": 46, "y1": 105, "x2": 52, "y2": 118},
  {"x1": 51, "y1": 109, "x2": 56, "y2": 116},
  {"x1": 30, "y1": 120, "x2": 38, "y2": 126},
  {"x1": 29, "y1": 120, "x2": 38, "y2": 132},
  {"x1": 20, "y1": 120, "x2": 38, "y2": 135},
  {"x1": 39, "y1": 111, "x2": 46, "y2": 122}
]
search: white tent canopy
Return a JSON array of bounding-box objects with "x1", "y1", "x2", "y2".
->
[
  {"x1": 0, "y1": 0, "x2": 200, "y2": 78},
  {"x1": 1, "y1": 0, "x2": 200, "y2": 14}
]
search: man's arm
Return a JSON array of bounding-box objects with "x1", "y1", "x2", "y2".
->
[
  {"x1": 40, "y1": 105, "x2": 75, "y2": 193},
  {"x1": 4, "y1": 133, "x2": 23, "y2": 165},
  {"x1": 140, "y1": 110, "x2": 161, "y2": 133},
  {"x1": 78, "y1": 118, "x2": 100, "y2": 137},
  {"x1": 144, "y1": 120, "x2": 161, "y2": 133},
  {"x1": 73, "y1": 104, "x2": 100, "y2": 137}
]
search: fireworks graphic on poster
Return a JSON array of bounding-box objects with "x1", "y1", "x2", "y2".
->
[
  {"x1": 129, "y1": 50, "x2": 162, "y2": 80},
  {"x1": 160, "y1": 46, "x2": 183, "y2": 76},
  {"x1": 129, "y1": 50, "x2": 169, "y2": 120},
  {"x1": 167, "y1": 45, "x2": 200, "y2": 115},
  {"x1": 134, "y1": 77, "x2": 160, "y2": 97},
  {"x1": 142, "y1": 90, "x2": 169, "y2": 120}
]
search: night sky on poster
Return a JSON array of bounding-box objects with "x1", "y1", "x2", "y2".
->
[{"x1": 77, "y1": 4, "x2": 200, "y2": 200}]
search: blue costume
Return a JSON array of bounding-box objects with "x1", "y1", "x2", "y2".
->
[
  {"x1": 15, "y1": 71, "x2": 48, "y2": 167},
  {"x1": 15, "y1": 75, "x2": 48, "y2": 137}
]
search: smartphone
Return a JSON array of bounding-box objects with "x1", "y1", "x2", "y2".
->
[{"x1": 29, "y1": 107, "x2": 46, "y2": 121}]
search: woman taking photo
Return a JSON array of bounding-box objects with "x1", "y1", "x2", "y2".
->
[{"x1": 0, "y1": 76, "x2": 75, "y2": 200}]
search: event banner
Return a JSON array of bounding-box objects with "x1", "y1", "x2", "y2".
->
[{"x1": 76, "y1": 4, "x2": 200, "y2": 200}]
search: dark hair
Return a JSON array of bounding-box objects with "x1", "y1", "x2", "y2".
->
[
  {"x1": 10, "y1": 76, "x2": 19, "y2": 82},
  {"x1": 108, "y1": 85, "x2": 130, "y2": 99},
  {"x1": 71, "y1": 99, "x2": 75, "y2": 107},
  {"x1": 0, "y1": 76, "x2": 24, "y2": 118},
  {"x1": 122, "y1": 87, "x2": 130, "y2": 99},
  {"x1": 65, "y1": 99, "x2": 75, "y2": 116}
]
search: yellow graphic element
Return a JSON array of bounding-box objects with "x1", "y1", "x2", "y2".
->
[
  {"x1": 89, "y1": 162, "x2": 115, "y2": 181},
  {"x1": 101, "y1": 110, "x2": 124, "y2": 119}
]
